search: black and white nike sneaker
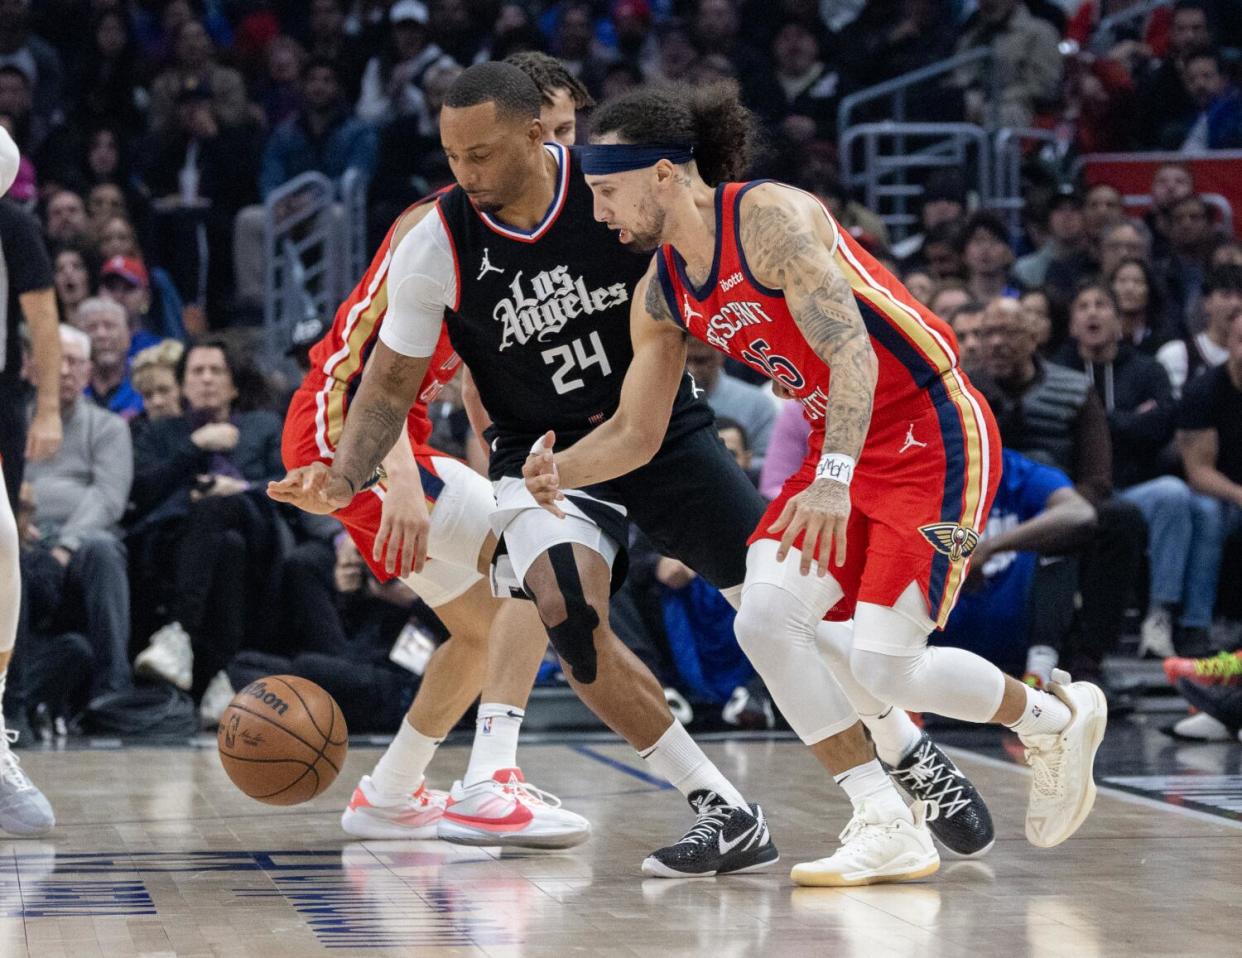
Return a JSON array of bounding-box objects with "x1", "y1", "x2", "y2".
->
[
  {"x1": 886, "y1": 732, "x2": 994, "y2": 858},
  {"x1": 641, "y1": 790, "x2": 779, "y2": 878}
]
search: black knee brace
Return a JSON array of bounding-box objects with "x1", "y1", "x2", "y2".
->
[{"x1": 541, "y1": 544, "x2": 601, "y2": 683}]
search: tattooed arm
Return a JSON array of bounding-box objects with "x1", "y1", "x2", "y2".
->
[
  {"x1": 739, "y1": 185, "x2": 877, "y2": 574},
  {"x1": 268, "y1": 341, "x2": 431, "y2": 517},
  {"x1": 524, "y1": 261, "x2": 687, "y2": 511},
  {"x1": 738, "y1": 184, "x2": 878, "y2": 462}
]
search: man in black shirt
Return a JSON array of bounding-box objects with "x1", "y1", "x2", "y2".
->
[
  {"x1": 1179, "y1": 309, "x2": 1242, "y2": 577},
  {"x1": 1172, "y1": 309, "x2": 1242, "y2": 728}
]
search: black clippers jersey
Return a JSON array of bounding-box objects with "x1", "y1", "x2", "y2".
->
[{"x1": 436, "y1": 144, "x2": 712, "y2": 477}]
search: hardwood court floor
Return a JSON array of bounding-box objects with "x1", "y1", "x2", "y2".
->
[{"x1": 2, "y1": 725, "x2": 1238, "y2": 958}]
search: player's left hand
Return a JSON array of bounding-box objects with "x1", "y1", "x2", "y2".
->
[
  {"x1": 25, "y1": 408, "x2": 62, "y2": 462},
  {"x1": 374, "y1": 482, "x2": 430, "y2": 578},
  {"x1": 522, "y1": 430, "x2": 567, "y2": 519},
  {"x1": 768, "y1": 477, "x2": 850, "y2": 576}
]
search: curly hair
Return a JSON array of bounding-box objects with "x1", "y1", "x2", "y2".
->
[{"x1": 589, "y1": 80, "x2": 759, "y2": 186}]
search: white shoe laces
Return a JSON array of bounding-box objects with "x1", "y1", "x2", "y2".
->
[
  {"x1": 498, "y1": 775, "x2": 563, "y2": 810},
  {"x1": 835, "y1": 801, "x2": 905, "y2": 855},
  {"x1": 0, "y1": 729, "x2": 33, "y2": 791},
  {"x1": 897, "y1": 744, "x2": 971, "y2": 819},
  {"x1": 677, "y1": 799, "x2": 731, "y2": 846}
]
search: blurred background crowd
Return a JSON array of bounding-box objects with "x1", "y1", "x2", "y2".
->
[{"x1": 2, "y1": 0, "x2": 1242, "y2": 744}]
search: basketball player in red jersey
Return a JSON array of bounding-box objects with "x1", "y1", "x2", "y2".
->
[
  {"x1": 525, "y1": 82, "x2": 1108, "y2": 883},
  {"x1": 269, "y1": 56, "x2": 594, "y2": 850}
]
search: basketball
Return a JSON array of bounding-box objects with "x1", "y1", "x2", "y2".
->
[{"x1": 217, "y1": 676, "x2": 349, "y2": 805}]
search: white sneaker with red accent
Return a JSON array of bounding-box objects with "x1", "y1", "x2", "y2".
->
[
  {"x1": 437, "y1": 768, "x2": 591, "y2": 849},
  {"x1": 340, "y1": 776, "x2": 448, "y2": 840}
]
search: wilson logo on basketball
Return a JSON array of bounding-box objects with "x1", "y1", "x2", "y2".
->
[{"x1": 242, "y1": 681, "x2": 290, "y2": 717}]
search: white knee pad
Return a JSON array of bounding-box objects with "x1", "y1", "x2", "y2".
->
[
  {"x1": 734, "y1": 544, "x2": 858, "y2": 745},
  {"x1": 0, "y1": 493, "x2": 19, "y2": 654},
  {"x1": 848, "y1": 601, "x2": 1004, "y2": 723}
]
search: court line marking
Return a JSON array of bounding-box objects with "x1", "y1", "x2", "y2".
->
[
  {"x1": 945, "y1": 746, "x2": 1242, "y2": 832},
  {"x1": 569, "y1": 745, "x2": 674, "y2": 789}
]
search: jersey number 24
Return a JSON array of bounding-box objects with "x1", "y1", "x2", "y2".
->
[{"x1": 542, "y1": 331, "x2": 613, "y2": 395}]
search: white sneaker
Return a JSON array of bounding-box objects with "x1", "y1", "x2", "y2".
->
[
  {"x1": 340, "y1": 775, "x2": 449, "y2": 840},
  {"x1": 1138, "y1": 607, "x2": 1175, "y2": 659},
  {"x1": 1171, "y1": 712, "x2": 1231, "y2": 742},
  {"x1": 790, "y1": 800, "x2": 940, "y2": 887},
  {"x1": 199, "y1": 671, "x2": 235, "y2": 728},
  {"x1": 437, "y1": 768, "x2": 591, "y2": 849},
  {"x1": 1021, "y1": 668, "x2": 1108, "y2": 848},
  {"x1": 0, "y1": 730, "x2": 54, "y2": 836},
  {"x1": 134, "y1": 622, "x2": 193, "y2": 691}
]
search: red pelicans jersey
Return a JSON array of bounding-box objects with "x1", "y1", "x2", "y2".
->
[
  {"x1": 654, "y1": 181, "x2": 999, "y2": 625},
  {"x1": 303, "y1": 193, "x2": 462, "y2": 454}
]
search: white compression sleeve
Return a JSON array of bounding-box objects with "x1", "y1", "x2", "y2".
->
[
  {"x1": 733, "y1": 541, "x2": 859, "y2": 745},
  {"x1": 377, "y1": 207, "x2": 458, "y2": 358}
]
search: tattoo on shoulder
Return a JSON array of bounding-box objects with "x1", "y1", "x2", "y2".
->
[
  {"x1": 644, "y1": 274, "x2": 675, "y2": 325},
  {"x1": 740, "y1": 196, "x2": 861, "y2": 356}
]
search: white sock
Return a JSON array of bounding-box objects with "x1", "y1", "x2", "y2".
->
[
  {"x1": 639, "y1": 721, "x2": 746, "y2": 807},
  {"x1": 1006, "y1": 685, "x2": 1072, "y2": 738},
  {"x1": 369, "y1": 716, "x2": 442, "y2": 802},
  {"x1": 463, "y1": 703, "x2": 524, "y2": 786},
  {"x1": 834, "y1": 758, "x2": 912, "y2": 823},
  {"x1": 864, "y1": 707, "x2": 923, "y2": 766}
]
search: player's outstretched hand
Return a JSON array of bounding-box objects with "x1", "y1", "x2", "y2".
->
[
  {"x1": 267, "y1": 462, "x2": 354, "y2": 515},
  {"x1": 767, "y1": 477, "x2": 850, "y2": 576},
  {"x1": 375, "y1": 487, "x2": 430, "y2": 578},
  {"x1": 522, "y1": 430, "x2": 566, "y2": 518}
]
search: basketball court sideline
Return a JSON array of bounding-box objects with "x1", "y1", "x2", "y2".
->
[{"x1": 0, "y1": 723, "x2": 1236, "y2": 958}]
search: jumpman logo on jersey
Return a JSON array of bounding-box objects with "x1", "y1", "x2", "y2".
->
[
  {"x1": 477, "y1": 248, "x2": 504, "y2": 281},
  {"x1": 899, "y1": 423, "x2": 928, "y2": 454},
  {"x1": 682, "y1": 293, "x2": 702, "y2": 325}
]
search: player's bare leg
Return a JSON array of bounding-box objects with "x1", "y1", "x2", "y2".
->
[{"x1": 0, "y1": 485, "x2": 54, "y2": 835}]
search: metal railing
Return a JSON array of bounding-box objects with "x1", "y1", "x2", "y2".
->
[
  {"x1": 836, "y1": 47, "x2": 998, "y2": 149},
  {"x1": 262, "y1": 172, "x2": 339, "y2": 371},
  {"x1": 840, "y1": 123, "x2": 990, "y2": 242},
  {"x1": 340, "y1": 167, "x2": 370, "y2": 288},
  {"x1": 992, "y1": 127, "x2": 1065, "y2": 237},
  {"x1": 261, "y1": 169, "x2": 370, "y2": 372}
]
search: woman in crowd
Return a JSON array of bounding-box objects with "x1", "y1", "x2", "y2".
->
[
  {"x1": 129, "y1": 340, "x2": 186, "y2": 442},
  {"x1": 52, "y1": 243, "x2": 96, "y2": 327},
  {"x1": 128, "y1": 339, "x2": 286, "y2": 701},
  {"x1": 1110, "y1": 257, "x2": 1171, "y2": 355}
]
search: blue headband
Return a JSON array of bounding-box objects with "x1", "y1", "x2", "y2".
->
[{"x1": 578, "y1": 144, "x2": 694, "y2": 175}]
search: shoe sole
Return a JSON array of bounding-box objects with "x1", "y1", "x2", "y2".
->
[
  {"x1": 790, "y1": 854, "x2": 940, "y2": 888},
  {"x1": 640, "y1": 847, "x2": 780, "y2": 879},
  {"x1": 133, "y1": 657, "x2": 192, "y2": 692},
  {"x1": 340, "y1": 809, "x2": 440, "y2": 841},
  {"x1": 935, "y1": 836, "x2": 994, "y2": 860},
  {"x1": 1026, "y1": 682, "x2": 1107, "y2": 849},
  {"x1": 436, "y1": 819, "x2": 591, "y2": 850}
]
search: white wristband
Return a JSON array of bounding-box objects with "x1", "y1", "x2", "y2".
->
[{"x1": 815, "y1": 453, "x2": 855, "y2": 486}]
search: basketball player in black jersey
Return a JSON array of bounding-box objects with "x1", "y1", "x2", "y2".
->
[{"x1": 276, "y1": 62, "x2": 990, "y2": 878}]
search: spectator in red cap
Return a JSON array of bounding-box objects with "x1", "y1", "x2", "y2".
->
[
  {"x1": 98, "y1": 255, "x2": 164, "y2": 357},
  {"x1": 94, "y1": 216, "x2": 187, "y2": 342}
]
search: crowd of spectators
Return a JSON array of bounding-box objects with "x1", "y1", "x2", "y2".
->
[{"x1": 2, "y1": 0, "x2": 1242, "y2": 740}]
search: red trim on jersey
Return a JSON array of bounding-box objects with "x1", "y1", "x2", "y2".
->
[
  {"x1": 435, "y1": 202, "x2": 462, "y2": 311},
  {"x1": 477, "y1": 142, "x2": 571, "y2": 244}
]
